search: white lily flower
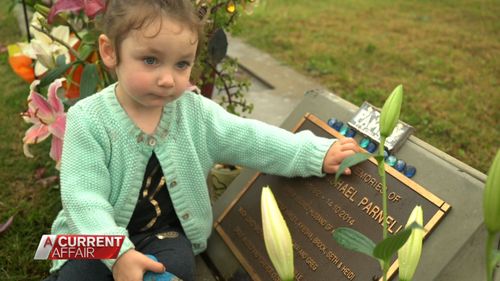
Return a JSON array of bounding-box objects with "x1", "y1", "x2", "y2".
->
[
  {"x1": 398, "y1": 205, "x2": 424, "y2": 281},
  {"x1": 261, "y1": 186, "x2": 294, "y2": 281},
  {"x1": 30, "y1": 12, "x2": 46, "y2": 31},
  {"x1": 21, "y1": 13, "x2": 78, "y2": 76},
  {"x1": 31, "y1": 39, "x2": 56, "y2": 74}
]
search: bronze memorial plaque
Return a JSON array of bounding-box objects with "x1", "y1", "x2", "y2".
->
[{"x1": 214, "y1": 113, "x2": 451, "y2": 281}]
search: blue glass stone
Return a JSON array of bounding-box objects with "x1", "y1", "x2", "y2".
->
[
  {"x1": 339, "y1": 124, "x2": 349, "y2": 136},
  {"x1": 360, "y1": 137, "x2": 370, "y2": 149},
  {"x1": 345, "y1": 129, "x2": 357, "y2": 138},
  {"x1": 144, "y1": 255, "x2": 180, "y2": 281},
  {"x1": 404, "y1": 165, "x2": 417, "y2": 178},
  {"x1": 333, "y1": 121, "x2": 344, "y2": 131},
  {"x1": 327, "y1": 118, "x2": 337, "y2": 128},
  {"x1": 395, "y1": 159, "x2": 406, "y2": 171},
  {"x1": 366, "y1": 142, "x2": 378, "y2": 153},
  {"x1": 383, "y1": 149, "x2": 389, "y2": 159},
  {"x1": 385, "y1": 155, "x2": 397, "y2": 166}
]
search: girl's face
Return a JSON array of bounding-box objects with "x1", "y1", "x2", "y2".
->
[{"x1": 102, "y1": 16, "x2": 198, "y2": 110}]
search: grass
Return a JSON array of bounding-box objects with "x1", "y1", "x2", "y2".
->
[
  {"x1": 233, "y1": 0, "x2": 500, "y2": 173},
  {"x1": 0, "y1": 1, "x2": 498, "y2": 280}
]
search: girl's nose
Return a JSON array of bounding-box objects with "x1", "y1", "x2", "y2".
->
[{"x1": 157, "y1": 71, "x2": 174, "y2": 87}]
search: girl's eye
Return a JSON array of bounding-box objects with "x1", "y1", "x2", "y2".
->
[
  {"x1": 176, "y1": 61, "x2": 191, "y2": 69},
  {"x1": 143, "y1": 57, "x2": 157, "y2": 65}
]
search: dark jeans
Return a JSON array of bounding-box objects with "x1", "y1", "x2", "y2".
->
[{"x1": 43, "y1": 225, "x2": 195, "y2": 281}]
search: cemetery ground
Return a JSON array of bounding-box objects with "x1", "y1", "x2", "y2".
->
[{"x1": 0, "y1": 1, "x2": 499, "y2": 280}]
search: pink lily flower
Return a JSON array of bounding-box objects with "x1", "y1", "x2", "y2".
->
[
  {"x1": 22, "y1": 78, "x2": 67, "y2": 169},
  {"x1": 48, "y1": 0, "x2": 106, "y2": 23}
]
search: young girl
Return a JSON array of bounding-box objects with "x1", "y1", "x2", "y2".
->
[{"x1": 44, "y1": 0, "x2": 358, "y2": 280}]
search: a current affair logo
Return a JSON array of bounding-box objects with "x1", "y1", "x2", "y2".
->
[{"x1": 34, "y1": 235, "x2": 125, "y2": 260}]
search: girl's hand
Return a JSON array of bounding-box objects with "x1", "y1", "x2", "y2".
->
[
  {"x1": 323, "y1": 138, "x2": 360, "y2": 174},
  {"x1": 112, "y1": 249, "x2": 165, "y2": 281}
]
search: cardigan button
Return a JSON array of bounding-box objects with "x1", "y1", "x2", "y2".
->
[
  {"x1": 148, "y1": 137, "x2": 157, "y2": 146},
  {"x1": 136, "y1": 134, "x2": 144, "y2": 143},
  {"x1": 170, "y1": 181, "x2": 177, "y2": 187},
  {"x1": 160, "y1": 129, "x2": 168, "y2": 138},
  {"x1": 182, "y1": 213, "x2": 190, "y2": 220}
]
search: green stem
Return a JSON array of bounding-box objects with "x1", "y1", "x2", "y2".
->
[
  {"x1": 379, "y1": 137, "x2": 388, "y2": 281},
  {"x1": 379, "y1": 138, "x2": 388, "y2": 240},
  {"x1": 486, "y1": 232, "x2": 498, "y2": 281},
  {"x1": 382, "y1": 262, "x2": 389, "y2": 281}
]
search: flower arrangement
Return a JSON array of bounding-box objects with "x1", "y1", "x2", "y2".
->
[{"x1": 8, "y1": 0, "x2": 258, "y2": 168}]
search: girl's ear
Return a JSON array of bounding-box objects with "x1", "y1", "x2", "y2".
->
[{"x1": 98, "y1": 34, "x2": 117, "y2": 68}]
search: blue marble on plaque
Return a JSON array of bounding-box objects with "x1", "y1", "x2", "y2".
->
[
  {"x1": 339, "y1": 124, "x2": 349, "y2": 136},
  {"x1": 386, "y1": 155, "x2": 397, "y2": 166},
  {"x1": 395, "y1": 159, "x2": 406, "y2": 171},
  {"x1": 367, "y1": 142, "x2": 378, "y2": 153},
  {"x1": 327, "y1": 118, "x2": 337, "y2": 128},
  {"x1": 333, "y1": 121, "x2": 344, "y2": 131},
  {"x1": 360, "y1": 137, "x2": 370, "y2": 149},
  {"x1": 345, "y1": 129, "x2": 357, "y2": 138},
  {"x1": 404, "y1": 165, "x2": 417, "y2": 178}
]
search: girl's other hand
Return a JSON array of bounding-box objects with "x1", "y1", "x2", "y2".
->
[
  {"x1": 323, "y1": 138, "x2": 360, "y2": 174},
  {"x1": 112, "y1": 249, "x2": 166, "y2": 281}
]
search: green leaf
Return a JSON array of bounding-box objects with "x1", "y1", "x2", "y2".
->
[
  {"x1": 80, "y1": 63, "x2": 99, "y2": 100},
  {"x1": 373, "y1": 222, "x2": 423, "y2": 262},
  {"x1": 82, "y1": 30, "x2": 99, "y2": 44},
  {"x1": 78, "y1": 43, "x2": 95, "y2": 61},
  {"x1": 332, "y1": 227, "x2": 376, "y2": 258},
  {"x1": 335, "y1": 152, "x2": 372, "y2": 182},
  {"x1": 39, "y1": 62, "x2": 74, "y2": 87},
  {"x1": 208, "y1": 28, "x2": 228, "y2": 65}
]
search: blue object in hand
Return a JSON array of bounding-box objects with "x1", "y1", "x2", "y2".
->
[{"x1": 143, "y1": 254, "x2": 182, "y2": 281}]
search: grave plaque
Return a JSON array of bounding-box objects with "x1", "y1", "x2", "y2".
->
[{"x1": 214, "y1": 113, "x2": 451, "y2": 281}]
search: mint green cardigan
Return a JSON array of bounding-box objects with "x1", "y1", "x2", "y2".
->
[{"x1": 49, "y1": 84, "x2": 334, "y2": 272}]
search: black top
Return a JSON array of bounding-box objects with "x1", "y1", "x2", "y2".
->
[{"x1": 127, "y1": 153, "x2": 180, "y2": 235}]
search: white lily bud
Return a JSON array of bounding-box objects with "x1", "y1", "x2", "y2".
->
[
  {"x1": 484, "y1": 150, "x2": 500, "y2": 233},
  {"x1": 398, "y1": 205, "x2": 424, "y2": 281},
  {"x1": 261, "y1": 186, "x2": 294, "y2": 281},
  {"x1": 380, "y1": 85, "x2": 404, "y2": 138}
]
